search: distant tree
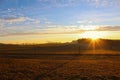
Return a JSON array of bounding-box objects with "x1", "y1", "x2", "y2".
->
[{"x1": 77, "y1": 39, "x2": 81, "y2": 54}]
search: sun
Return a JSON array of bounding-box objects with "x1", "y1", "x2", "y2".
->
[
  {"x1": 80, "y1": 31, "x2": 105, "y2": 40},
  {"x1": 91, "y1": 37, "x2": 98, "y2": 41}
]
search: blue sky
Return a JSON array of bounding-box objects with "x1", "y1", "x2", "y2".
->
[{"x1": 0, "y1": 0, "x2": 120, "y2": 43}]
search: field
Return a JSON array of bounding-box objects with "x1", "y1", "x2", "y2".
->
[
  {"x1": 0, "y1": 51, "x2": 120, "y2": 80},
  {"x1": 0, "y1": 39, "x2": 120, "y2": 80}
]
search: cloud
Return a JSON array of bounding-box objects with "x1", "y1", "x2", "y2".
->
[
  {"x1": 77, "y1": 20, "x2": 93, "y2": 24},
  {"x1": 0, "y1": 25, "x2": 84, "y2": 37},
  {"x1": 37, "y1": 0, "x2": 82, "y2": 7},
  {"x1": 1, "y1": 24, "x2": 120, "y2": 37},
  {"x1": 36, "y1": 0, "x2": 120, "y2": 8},
  {"x1": 85, "y1": 0, "x2": 120, "y2": 8},
  {"x1": 0, "y1": 30, "x2": 83, "y2": 37},
  {"x1": 0, "y1": 16, "x2": 41, "y2": 27},
  {"x1": 0, "y1": 24, "x2": 2, "y2": 27},
  {"x1": 0, "y1": 17, "x2": 28, "y2": 23},
  {"x1": 96, "y1": 26, "x2": 120, "y2": 31}
]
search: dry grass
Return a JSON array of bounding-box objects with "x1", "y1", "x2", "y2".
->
[{"x1": 0, "y1": 51, "x2": 120, "y2": 80}]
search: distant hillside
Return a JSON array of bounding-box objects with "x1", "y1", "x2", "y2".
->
[{"x1": 0, "y1": 39, "x2": 120, "y2": 54}]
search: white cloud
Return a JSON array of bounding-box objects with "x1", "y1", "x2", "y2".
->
[
  {"x1": 0, "y1": 24, "x2": 2, "y2": 27},
  {"x1": 0, "y1": 16, "x2": 41, "y2": 27},
  {"x1": 85, "y1": 0, "x2": 120, "y2": 8},
  {"x1": 0, "y1": 17, "x2": 27, "y2": 23},
  {"x1": 0, "y1": 24, "x2": 84, "y2": 37},
  {"x1": 36, "y1": 0, "x2": 120, "y2": 8},
  {"x1": 77, "y1": 20, "x2": 93, "y2": 24},
  {"x1": 1, "y1": 23, "x2": 120, "y2": 37},
  {"x1": 37, "y1": 0, "x2": 81, "y2": 7}
]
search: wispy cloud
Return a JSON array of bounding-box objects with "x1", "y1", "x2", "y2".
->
[
  {"x1": 37, "y1": 0, "x2": 79, "y2": 7},
  {"x1": 96, "y1": 26, "x2": 120, "y2": 31},
  {"x1": 0, "y1": 24, "x2": 84, "y2": 37},
  {"x1": 87, "y1": 0, "x2": 120, "y2": 7},
  {"x1": 0, "y1": 28, "x2": 83, "y2": 37},
  {"x1": 0, "y1": 17, "x2": 29, "y2": 24},
  {"x1": 0, "y1": 16, "x2": 41, "y2": 29},
  {"x1": 36, "y1": 0, "x2": 120, "y2": 8},
  {"x1": 0, "y1": 23, "x2": 2, "y2": 26},
  {"x1": 77, "y1": 20, "x2": 93, "y2": 24},
  {"x1": 0, "y1": 24, "x2": 120, "y2": 37},
  {"x1": 3, "y1": 17, "x2": 26, "y2": 22}
]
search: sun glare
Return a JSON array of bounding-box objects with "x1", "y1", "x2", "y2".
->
[
  {"x1": 80, "y1": 31, "x2": 105, "y2": 40},
  {"x1": 91, "y1": 37, "x2": 98, "y2": 41}
]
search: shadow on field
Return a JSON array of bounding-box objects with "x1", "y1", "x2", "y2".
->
[{"x1": 68, "y1": 75, "x2": 120, "y2": 80}]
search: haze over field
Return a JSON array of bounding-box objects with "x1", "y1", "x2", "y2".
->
[{"x1": 0, "y1": 0, "x2": 120, "y2": 44}]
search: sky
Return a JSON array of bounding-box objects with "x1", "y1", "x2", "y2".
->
[{"x1": 0, "y1": 0, "x2": 120, "y2": 44}]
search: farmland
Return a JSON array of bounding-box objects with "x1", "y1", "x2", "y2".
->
[{"x1": 0, "y1": 39, "x2": 120, "y2": 80}]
